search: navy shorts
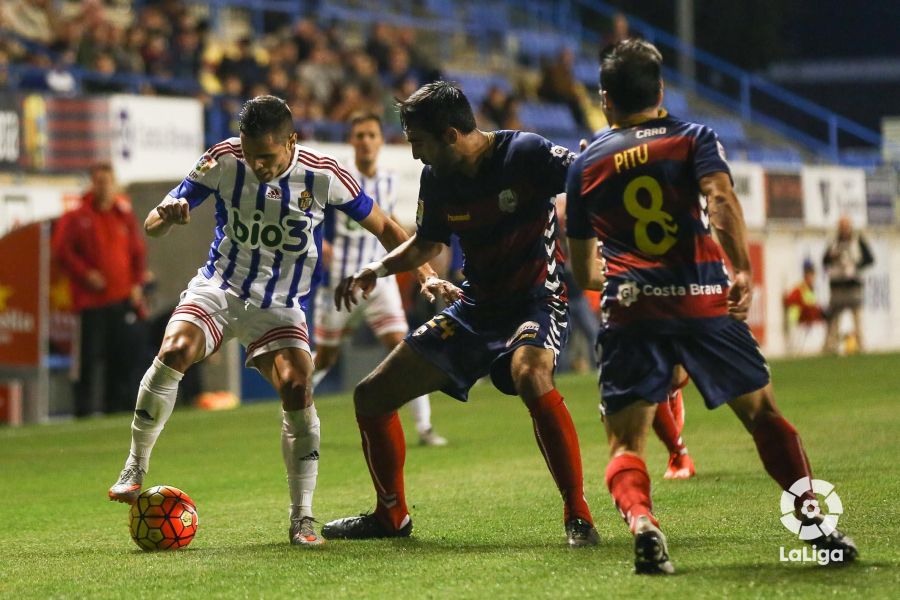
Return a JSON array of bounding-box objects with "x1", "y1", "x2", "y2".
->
[
  {"x1": 597, "y1": 319, "x2": 770, "y2": 415},
  {"x1": 404, "y1": 297, "x2": 568, "y2": 401}
]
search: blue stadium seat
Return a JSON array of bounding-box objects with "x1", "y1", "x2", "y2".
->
[
  {"x1": 519, "y1": 101, "x2": 579, "y2": 134},
  {"x1": 513, "y1": 30, "x2": 568, "y2": 66},
  {"x1": 743, "y1": 145, "x2": 803, "y2": 165},
  {"x1": 702, "y1": 116, "x2": 746, "y2": 144},
  {"x1": 838, "y1": 149, "x2": 882, "y2": 170},
  {"x1": 663, "y1": 88, "x2": 689, "y2": 116},
  {"x1": 424, "y1": 0, "x2": 457, "y2": 19},
  {"x1": 574, "y1": 60, "x2": 599, "y2": 87},
  {"x1": 444, "y1": 71, "x2": 512, "y2": 107}
]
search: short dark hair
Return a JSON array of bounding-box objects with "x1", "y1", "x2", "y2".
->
[
  {"x1": 600, "y1": 39, "x2": 663, "y2": 114},
  {"x1": 239, "y1": 95, "x2": 294, "y2": 140},
  {"x1": 349, "y1": 112, "x2": 383, "y2": 133},
  {"x1": 396, "y1": 81, "x2": 476, "y2": 138},
  {"x1": 89, "y1": 161, "x2": 113, "y2": 176}
]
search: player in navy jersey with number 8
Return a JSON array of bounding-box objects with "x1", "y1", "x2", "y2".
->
[
  {"x1": 322, "y1": 81, "x2": 600, "y2": 547},
  {"x1": 566, "y1": 39, "x2": 858, "y2": 573}
]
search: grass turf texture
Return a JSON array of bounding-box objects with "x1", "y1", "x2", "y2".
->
[{"x1": 1, "y1": 353, "x2": 898, "y2": 599}]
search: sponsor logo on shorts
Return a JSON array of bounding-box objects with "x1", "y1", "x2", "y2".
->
[
  {"x1": 498, "y1": 189, "x2": 518, "y2": 213},
  {"x1": 507, "y1": 320, "x2": 539, "y2": 346}
]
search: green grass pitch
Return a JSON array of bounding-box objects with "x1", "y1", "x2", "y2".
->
[{"x1": 1, "y1": 353, "x2": 898, "y2": 598}]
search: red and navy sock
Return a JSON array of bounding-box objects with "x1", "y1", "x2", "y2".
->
[
  {"x1": 605, "y1": 453, "x2": 658, "y2": 532},
  {"x1": 652, "y1": 399, "x2": 687, "y2": 455},
  {"x1": 751, "y1": 412, "x2": 813, "y2": 502},
  {"x1": 526, "y1": 389, "x2": 593, "y2": 524},
  {"x1": 357, "y1": 411, "x2": 409, "y2": 530}
]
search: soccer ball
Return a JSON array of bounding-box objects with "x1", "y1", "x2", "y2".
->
[{"x1": 128, "y1": 485, "x2": 199, "y2": 551}]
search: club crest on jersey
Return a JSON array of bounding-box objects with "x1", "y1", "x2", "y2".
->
[
  {"x1": 299, "y1": 190, "x2": 314, "y2": 211},
  {"x1": 616, "y1": 280, "x2": 640, "y2": 307},
  {"x1": 498, "y1": 189, "x2": 518, "y2": 213},
  {"x1": 507, "y1": 321, "x2": 540, "y2": 346}
]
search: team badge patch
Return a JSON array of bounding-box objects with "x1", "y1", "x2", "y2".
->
[
  {"x1": 616, "y1": 280, "x2": 640, "y2": 307},
  {"x1": 299, "y1": 190, "x2": 314, "y2": 211},
  {"x1": 498, "y1": 189, "x2": 518, "y2": 213},
  {"x1": 506, "y1": 321, "x2": 540, "y2": 346}
]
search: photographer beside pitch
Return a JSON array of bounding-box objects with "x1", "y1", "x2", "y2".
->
[{"x1": 565, "y1": 39, "x2": 858, "y2": 574}]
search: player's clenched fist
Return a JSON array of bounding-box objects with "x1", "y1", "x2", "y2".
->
[
  {"x1": 334, "y1": 269, "x2": 377, "y2": 312},
  {"x1": 156, "y1": 197, "x2": 190, "y2": 225}
]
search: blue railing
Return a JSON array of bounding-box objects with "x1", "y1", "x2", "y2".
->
[{"x1": 514, "y1": 0, "x2": 880, "y2": 161}]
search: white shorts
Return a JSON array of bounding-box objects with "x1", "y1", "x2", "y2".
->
[
  {"x1": 170, "y1": 275, "x2": 311, "y2": 369},
  {"x1": 314, "y1": 275, "x2": 408, "y2": 347}
]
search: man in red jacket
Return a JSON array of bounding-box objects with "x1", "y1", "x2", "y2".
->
[{"x1": 52, "y1": 162, "x2": 148, "y2": 417}]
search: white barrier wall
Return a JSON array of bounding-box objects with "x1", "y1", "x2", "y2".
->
[
  {"x1": 109, "y1": 95, "x2": 204, "y2": 186},
  {"x1": 2, "y1": 140, "x2": 897, "y2": 360},
  {"x1": 757, "y1": 227, "x2": 898, "y2": 357}
]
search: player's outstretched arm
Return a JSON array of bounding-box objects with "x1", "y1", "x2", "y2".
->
[
  {"x1": 567, "y1": 237, "x2": 606, "y2": 291},
  {"x1": 348, "y1": 204, "x2": 459, "y2": 303},
  {"x1": 145, "y1": 196, "x2": 190, "y2": 238},
  {"x1": 702, "y1": 171, "x2": 752, "y2": 321},
  {"x1": 334, "y1": 232, "x2": 453, "y2": 312}
]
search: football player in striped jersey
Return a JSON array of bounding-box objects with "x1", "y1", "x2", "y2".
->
[{"x1": 108, "y1": 96, "x2": 455, "y2": 547}]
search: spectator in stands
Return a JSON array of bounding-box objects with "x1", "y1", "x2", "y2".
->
[
  {"x1": 605, "y1": 12, "x2": 632, "y2": 46},
  {"x1": 365, "y1": 22, "x2": 394, "y2": 73},
  {"x1": 266, "y1": 66, "x2": 291, "y2": 100},
  {"x1": 45, "y1": 49, "x2": 77, "y2": 95},
  {"x1": 0, "y1": 50, "x2": 9, "y2": 90},
  {"x1": 346, "y1": 49, "x2": 383, "y2": 103},
  {"x1": 297, "y1": 43, "x2": 342, "y2": 105},
  {"x1": 822, "y1": 216, "x2": 874, "y2": 354},
  {"x1": 76, "y1": 20, "x2": 114, "y2": 71},
  {"x1": 329, "y1": 82, "x2": 368, "y2": 122},
  {"x1": 142, "y1": 33, "x2": 172, "y2": 78},
  {"x1": 118, "y1": 26, "x2": 147, "y2": 74},
  {"x1": 170, "y1": 27, "x2": 202, "y2": 81},
  {"x1": 1, "y1": 0, "x2": 58, "y2": 45},
  {"x1": 395, "y1": 27, "x2": 441, "y2": 83},
  {"x1": 83, "y1": 52, "x2": 125, "y2": 93},
  {"x1": 51, "y1": 163, "x2": 148, "y2": 417},
  {"x1": 478, "y1": 85, "x2": 522, "y2": 130},
  {"x1": 537, "y1": 47, "x2": 588, "y2": 128},
  {"x1": 384, "y1": 46, "x2": 418, "y2": 90},
  {"x1": 218, "y1": 37, "x2": 265, "y2": 96}
]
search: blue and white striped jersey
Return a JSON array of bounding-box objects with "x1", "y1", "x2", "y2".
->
[
  {"x1": 323, "y1": 167, "x2": 398, "y2": 286},
  {"x1": 167, "y1": 137, "x2": 374, "y2": 309}
]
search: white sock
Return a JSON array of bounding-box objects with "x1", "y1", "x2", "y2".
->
[
  {"x1": 282, "y1": 405, "x2": 320, "y2": 519},
  {"x1": 128, "y1": 357, "x2": 183, "y2": 472},
  {"x1": 408, "y1": 395, "x2": 432, "y2": 436}
]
